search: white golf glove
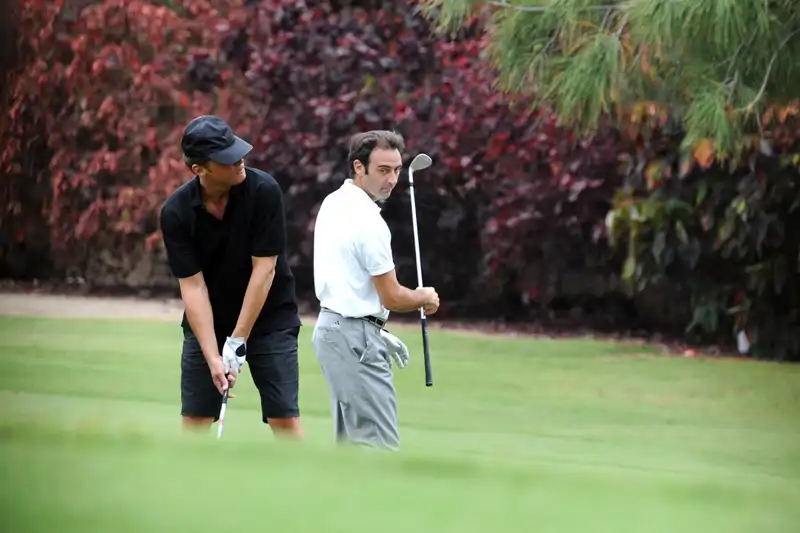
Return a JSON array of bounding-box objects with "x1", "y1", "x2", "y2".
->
[
  {"x1": 222, "y1": 336, "x2": 247, "y2": 376},
  {"x1": 380, "y1": 329, "x2": 409, "y2": 369}
]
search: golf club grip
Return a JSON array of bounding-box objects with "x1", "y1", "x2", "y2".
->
[
  {"x1": 421, "y1": 315, "x2": 432, "y2": 386},
  {"x1": 217, "y1": 384, "x2": 229, "y2": 440},
  {"x1": 217, "y1": 394, "x2": 227, "y2": 439}
]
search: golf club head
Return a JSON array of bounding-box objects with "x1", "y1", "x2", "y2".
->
[{"x1": 410, "y1": 153, "x2": 432, "y2": 171}]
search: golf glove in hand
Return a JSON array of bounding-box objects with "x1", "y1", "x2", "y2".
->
[
  {"x1": 380, "y1": 329, "x2": 409, "y2": 369},
  {"x1": 222, "y1": 336, "x2": 247, "y2": 376}
]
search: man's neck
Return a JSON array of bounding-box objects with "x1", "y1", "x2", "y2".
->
[
  {"x1": 199, "y1": 175, "x2": 230, "y2": 203},
  {"x1": 351, "y1": 177, "x2": 377, "y2": 202}
]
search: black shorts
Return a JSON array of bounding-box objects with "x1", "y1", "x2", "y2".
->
[{"x1": 180, "y1": 326, "x2": 300, "y2": 423}]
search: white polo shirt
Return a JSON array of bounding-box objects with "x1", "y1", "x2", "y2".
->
[{"x1": 313, "y1": 179, "x2": 394, "y2": 320}]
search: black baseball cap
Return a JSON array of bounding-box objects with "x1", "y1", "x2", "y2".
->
[{"x1": 181, "y1": 115, "x2": 253, "y2": 165}]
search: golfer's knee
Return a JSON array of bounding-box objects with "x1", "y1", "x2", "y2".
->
[
  {"x1": 267, "y1": 416, "x2": 303, "y2": 437},
  {"x1": 182, "y1": 416, "x2": 215, "y2": 431}
]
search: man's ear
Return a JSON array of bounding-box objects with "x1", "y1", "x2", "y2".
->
[
  {"x1": 191, "y1": 163, "x2": 207, "y2": 176},
  {"x1": 353, "y1": 159, "x2": 365, "y2": 177}
]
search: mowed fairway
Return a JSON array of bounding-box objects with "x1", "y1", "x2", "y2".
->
[{"x1": 1, "y1": 314, "x2": 799, "y2": 533}]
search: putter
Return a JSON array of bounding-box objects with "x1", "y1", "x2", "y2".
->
[{"x1": 408, "y1": 153, "x2": 434, "y2": 387}]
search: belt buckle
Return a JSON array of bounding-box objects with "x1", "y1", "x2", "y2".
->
[{"x1": 368, "y1": 316, "x2": 386, "y2": 328}]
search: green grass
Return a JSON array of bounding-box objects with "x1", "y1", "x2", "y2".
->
[{"x1": 0, "y1": 315, "x2": 799, "y2": 532}]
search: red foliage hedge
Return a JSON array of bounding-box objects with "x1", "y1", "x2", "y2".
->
[
  {"x1": 3, "y1": 0, "x2": 630, "y2": 327},
  {"x1": 3, "y1": 0, "x2": 252, "y2": 277}
]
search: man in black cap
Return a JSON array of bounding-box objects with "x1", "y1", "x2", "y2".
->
[{"x1": 159, "y1": 115, "x2": 303, "y2": 438}]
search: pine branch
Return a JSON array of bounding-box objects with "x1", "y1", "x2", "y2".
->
[
  {"x1": 488, "y1": 1, "x2": 626, "y2": 13},
  {"x1": 422, "y1": 0, "x2": 800, "y2": 155},
  {"x1": 741, "y1": 27, "x2": 800, "y2": 113}
]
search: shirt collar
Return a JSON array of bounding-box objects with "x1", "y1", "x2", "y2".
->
[
  {"x1": 190, "y1": 173, "x2": 246, "y2": 209},
  {"x1": 342, "y1": 179, "x2": 381, "y2": 212}
]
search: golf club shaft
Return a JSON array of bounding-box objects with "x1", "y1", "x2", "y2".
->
[{"x1": 408, "y1": 175, "x2": 432, "y2": 386}]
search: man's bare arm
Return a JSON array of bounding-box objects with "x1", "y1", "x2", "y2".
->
[
  {"x1": 372, "y1": 269, "x2": 430, "y2": 312},
  {"x1": 231, "y1": 255, "x2": 277, "y2": 340},
  {"x1": 178, "y1": 273, "x2": 220, "y2": 364}
]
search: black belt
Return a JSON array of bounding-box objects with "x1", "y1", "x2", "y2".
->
[
  {"x1": 362, "y1": 315, "x2": 387, "y2": 328},
  {"x1": 322, "y1": 307, "x2": 386, "y2": 328}
]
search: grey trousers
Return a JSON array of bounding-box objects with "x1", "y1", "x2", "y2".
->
[{"x1": 311, "y1": 308, "x2": 399, "y2": 451}]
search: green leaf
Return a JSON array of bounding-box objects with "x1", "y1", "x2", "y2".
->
[
  {"x1": 622, "y1": 254, "x2": 636, "y2": 281},
  {"x1": 696, "y1": 181, "x2": 709, "y2": 206},
  {"x1": 665, "y1": 198, "x2": 693, "y2": 216},
  {"x1": 652, "y1": 230, "x2": 666, "y2": 264},
  {"x1": 718, "y1": 215, "x2": 736, "y2": 242},
  {"x1": 604, "y1": 208, "x2": 623, "y2": 247},
  {"x1": 675, "y1": 220, "x2": 689, "y2": 244},
  {"x1": 733, "y1": 197, "x2": 748, "y2": 219},
  {"x1": 638, "y1": 198, "x2": 660, "y2": 224}
]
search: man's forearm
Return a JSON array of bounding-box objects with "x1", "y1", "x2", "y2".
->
[
  {"x1": 231, "y1": 265, "x2": 276, "y2": 339},
  {"x1": 181, "y1": 281, "x2": 220, "y2": 365},
  {"x1": 384, "y1": 286, "x2": 428, "y2": 313}
]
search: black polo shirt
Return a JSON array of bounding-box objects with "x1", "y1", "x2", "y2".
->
[{"x1": 159, "y1": 167, "x2": 301, "y2": 340}]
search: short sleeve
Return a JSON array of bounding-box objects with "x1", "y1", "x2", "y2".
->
[
  {"x1": 354, "y1": 221, "x2": 395, "y2": 276},
  {"x1": 160, "y1": 205, "x2": 201, "y2": 279},
  {"x1": 251, "y1": 180, "x2": 286, "y2": 257}
]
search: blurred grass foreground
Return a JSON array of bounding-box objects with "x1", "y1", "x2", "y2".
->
[{"x1": 0, "y1": 315, "x2": 799, "y2": 532}]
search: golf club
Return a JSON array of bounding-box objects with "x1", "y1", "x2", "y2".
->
[
  {"x1": 408, "y1": 152, "x2": 434, "y2": 387},
  {"x1": 217, "y1": 386, "x2": 229, "y2": 440}
]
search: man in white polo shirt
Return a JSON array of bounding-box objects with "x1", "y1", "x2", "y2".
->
[{"x1": 311, "y1": 130, "x2": 440, "y2": 451}]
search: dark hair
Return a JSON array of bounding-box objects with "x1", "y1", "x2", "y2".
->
[
  {"x1": 183, "y1": 154, "x2": 209, "y2": 170},
  {"x1": 347, "y1": 130, "x2": 405, "y2": 176}
]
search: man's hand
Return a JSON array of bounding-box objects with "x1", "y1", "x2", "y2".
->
[
  {"x1": 380, "y1": 329, "x2": 409, "y2": 369},
  {"x1": 222, "y1": 336, "x2": 247, "y2": 377},
  {"x1": 416, "y1": 286, "x2": 440, "y2": 315},
  {"x1": 209, "y1": 357, "x2": 235, "y2": 395}
]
